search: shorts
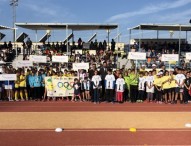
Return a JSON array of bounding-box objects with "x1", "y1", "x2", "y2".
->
[
  {"x1": 81, "y1": 89, "x2": 85, "y2": 93},
  {"x1": 169, "y1": 88, "x2": 175, "y2": 93},
  {"x1": 163, "y1": 89, "x2": 170, "y2": 94},
  {"x1": 20, "y1": 87, "x2": 27, "y2": 91},
  {"x1": 175, "y1": 87, "x2": 184, "y2": 93},
  {"x1": 14, "y1": 87, "x2": 20, "y2": 91},
  {"x1": 5, "y1": 85, "x2": 13, "y2": 90}
]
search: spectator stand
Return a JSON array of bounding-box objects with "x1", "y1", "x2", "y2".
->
[
  {"x1": 0, "y1": 25, "x2": 18, "y2": 63},
  {"x1": 128, "y1": 24, "x2": 191, "y2": 67},
  {"x1": 15, "y1": 23, "x2": 118, "y2": 55}
]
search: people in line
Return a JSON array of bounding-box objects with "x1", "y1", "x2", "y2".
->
[{"x1": 0, "y1": 63, "x2": 191, "y2": 105}]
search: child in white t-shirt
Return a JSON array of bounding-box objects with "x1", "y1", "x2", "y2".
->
[
  {"x1": 137, "y1": 72, "x2": 145, "y2": 102},
  {"x1": 105, "y1": 69, "x2": 115, "y2": 103},
  {"x1": 116, "y1": 74, "x2": 125, "y2": 103},
  {"x1": 146, "y1": 71, "x2": 154, "y2": 102}
]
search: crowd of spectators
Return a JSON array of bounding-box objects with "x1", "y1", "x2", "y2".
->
[
  {"x1": 0, "y1": 37, "x2": 191, "y2": 104},
  {"x1": 130, "y1": 40, "x2": 191, "y2": 69},
  {"x1": 0, "y1": 41, "x2": 17, "y2": 63}
]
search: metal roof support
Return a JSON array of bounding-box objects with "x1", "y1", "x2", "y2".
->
[
  {"x1": 139, "y1": 25, "x2": 141, "y2": 50},
  {"x1": 178, "y1": 24, "x2": 181, "y2": 64}
]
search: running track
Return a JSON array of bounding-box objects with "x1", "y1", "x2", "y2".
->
[
  {"x1": 0, "y1": 101, "x2": 191, "y2": 145},
  {"x1": 0, "y1": 101, "x2": 191, "y2": 112}
]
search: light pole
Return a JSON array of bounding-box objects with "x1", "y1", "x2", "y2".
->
[
  {"x1": 10, "y1": 0, "x2": 18, "y2": 45},
  {"x1": 106, "y1": 29, "x2": 110, "y2": 50}
]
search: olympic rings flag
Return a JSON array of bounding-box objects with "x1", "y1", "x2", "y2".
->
[{"x1": 45, "y1": 76, "x2": 76, "y2": 97}]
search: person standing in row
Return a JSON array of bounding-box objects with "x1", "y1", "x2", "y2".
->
[
  {"x1": 115, "y1": 73, "x2": 125, "y2": 103},
  {"x1": 92, "y1": 70, "x2": 102, "y2": 104},
  {"x1": 105, "y1": 69, "x2": 115, "y2": 103},
  {"x1": 146, "y1": 71, "x2": 154, "y2": 102},
  {"x1": 129, "y1": 70, "x2": 138, "y2": 103},
  {"x1": 154, "y1": 72, "x2": 163, "y2": 103},
  {"x1": 71, "y1": 78, "x2": 82, "y2": 102},
  {"x1": 19, "y1": 70, "x2": 28, "y2": 101},
  {"x1": 174, "y1": 68, "x2": 185, "y2": 104},
  {"x1": 184, "y1": 72, "x2": 191, "y2": 104},
  {"x1": 137, "y1": 72, "x2": 145, "y2": 103}
]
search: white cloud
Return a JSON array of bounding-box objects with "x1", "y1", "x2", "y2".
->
[
  {"x1": 27, "y1": 5, "x2": 56, "y2": 16},
  {"x1": 155, "y1": 9, "x2": 191, "y2": 24},
  {"x1": 107, "y1": 0, "x2": 191, "y2": 22},
  {"x1": 21, "y1": 0, "x2": 75, "y2": 22}
]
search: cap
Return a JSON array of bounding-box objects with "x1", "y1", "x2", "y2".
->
[
  {"x1": 157, "y1": 71, "x2": 163, "y2": 76},
  {"x1": 152, "y1": 64, "x2": 156, "y2": 67}
]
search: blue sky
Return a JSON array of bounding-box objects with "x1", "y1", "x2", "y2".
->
[{"x1": 0, "y1": 0, "x2": 191, "y2": 43}]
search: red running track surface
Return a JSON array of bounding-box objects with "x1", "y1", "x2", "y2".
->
[
  {"x1": 0, "y1": 129, "x2": 191, "y2": 146},
  {"x1": 0, "y1": 101, "x2": 191, "y2": 112}
]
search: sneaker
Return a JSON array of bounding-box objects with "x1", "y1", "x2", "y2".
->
[
  {"x1": 9, "y1": 99, "x2": 14, "y2": 102},
  {"x1": 21, "y1": 99, "x2": 25, "y2": 101}
]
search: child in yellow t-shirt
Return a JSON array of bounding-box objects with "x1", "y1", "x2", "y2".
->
[
  {"x1": 161, "y1": 71, "x2": 171, "y2": 103},
  {"x1": 14, "y1": 71, "x2": 20, "y2": 101},
  {"x1": 19, "y1": 70, "x2": 28, "y2": 101},
  {"x1": 154, "y1": 72, "x2": 163, "y2": 103}
]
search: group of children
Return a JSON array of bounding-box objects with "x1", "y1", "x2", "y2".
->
[
  {"x1": 0, "y1": 65, "x2": 191, "y2": 104},
  {"x1": 72, "y1": 67, "x2": 191, "y2": 104}
]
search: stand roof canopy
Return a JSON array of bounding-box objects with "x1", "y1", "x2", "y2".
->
[
  {"x1": 15, "y1": 23, "x2": 118, "y2": 31},
  {"x1": 130, "y1": 24, "x2": 191, "y2": 31}
]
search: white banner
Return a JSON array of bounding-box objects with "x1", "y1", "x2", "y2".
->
[
  {"x1": 161, "y1": 54, "x2": 179, "y2": 61},
  {"x1": 30, "y1": 55, "x2": 47, "y2": 63},
  {"x1": 186, "y1": 53, "x2": 191, "y2": 60},
  {"x1": 88, "y1": 50, "x2": 96, "y2": 55},
  {"x1": 16, "y1": 60, "x2": 33, "y2": 68},
  {"x1": 73, "y1": 63, "x2": 89, "y2": 70},
  {"x1": 128, "y1": 52, "x2": 146, "y2": 60},
  {"x1": 75, "y1": 50, "x2": 82, "y2": 54},
  {"x1": 52, "y1": 56, "x2": 68, "y2": 63},
  {"x1": 0, "y1": 74, "x2": 16, "y2": 81}
]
